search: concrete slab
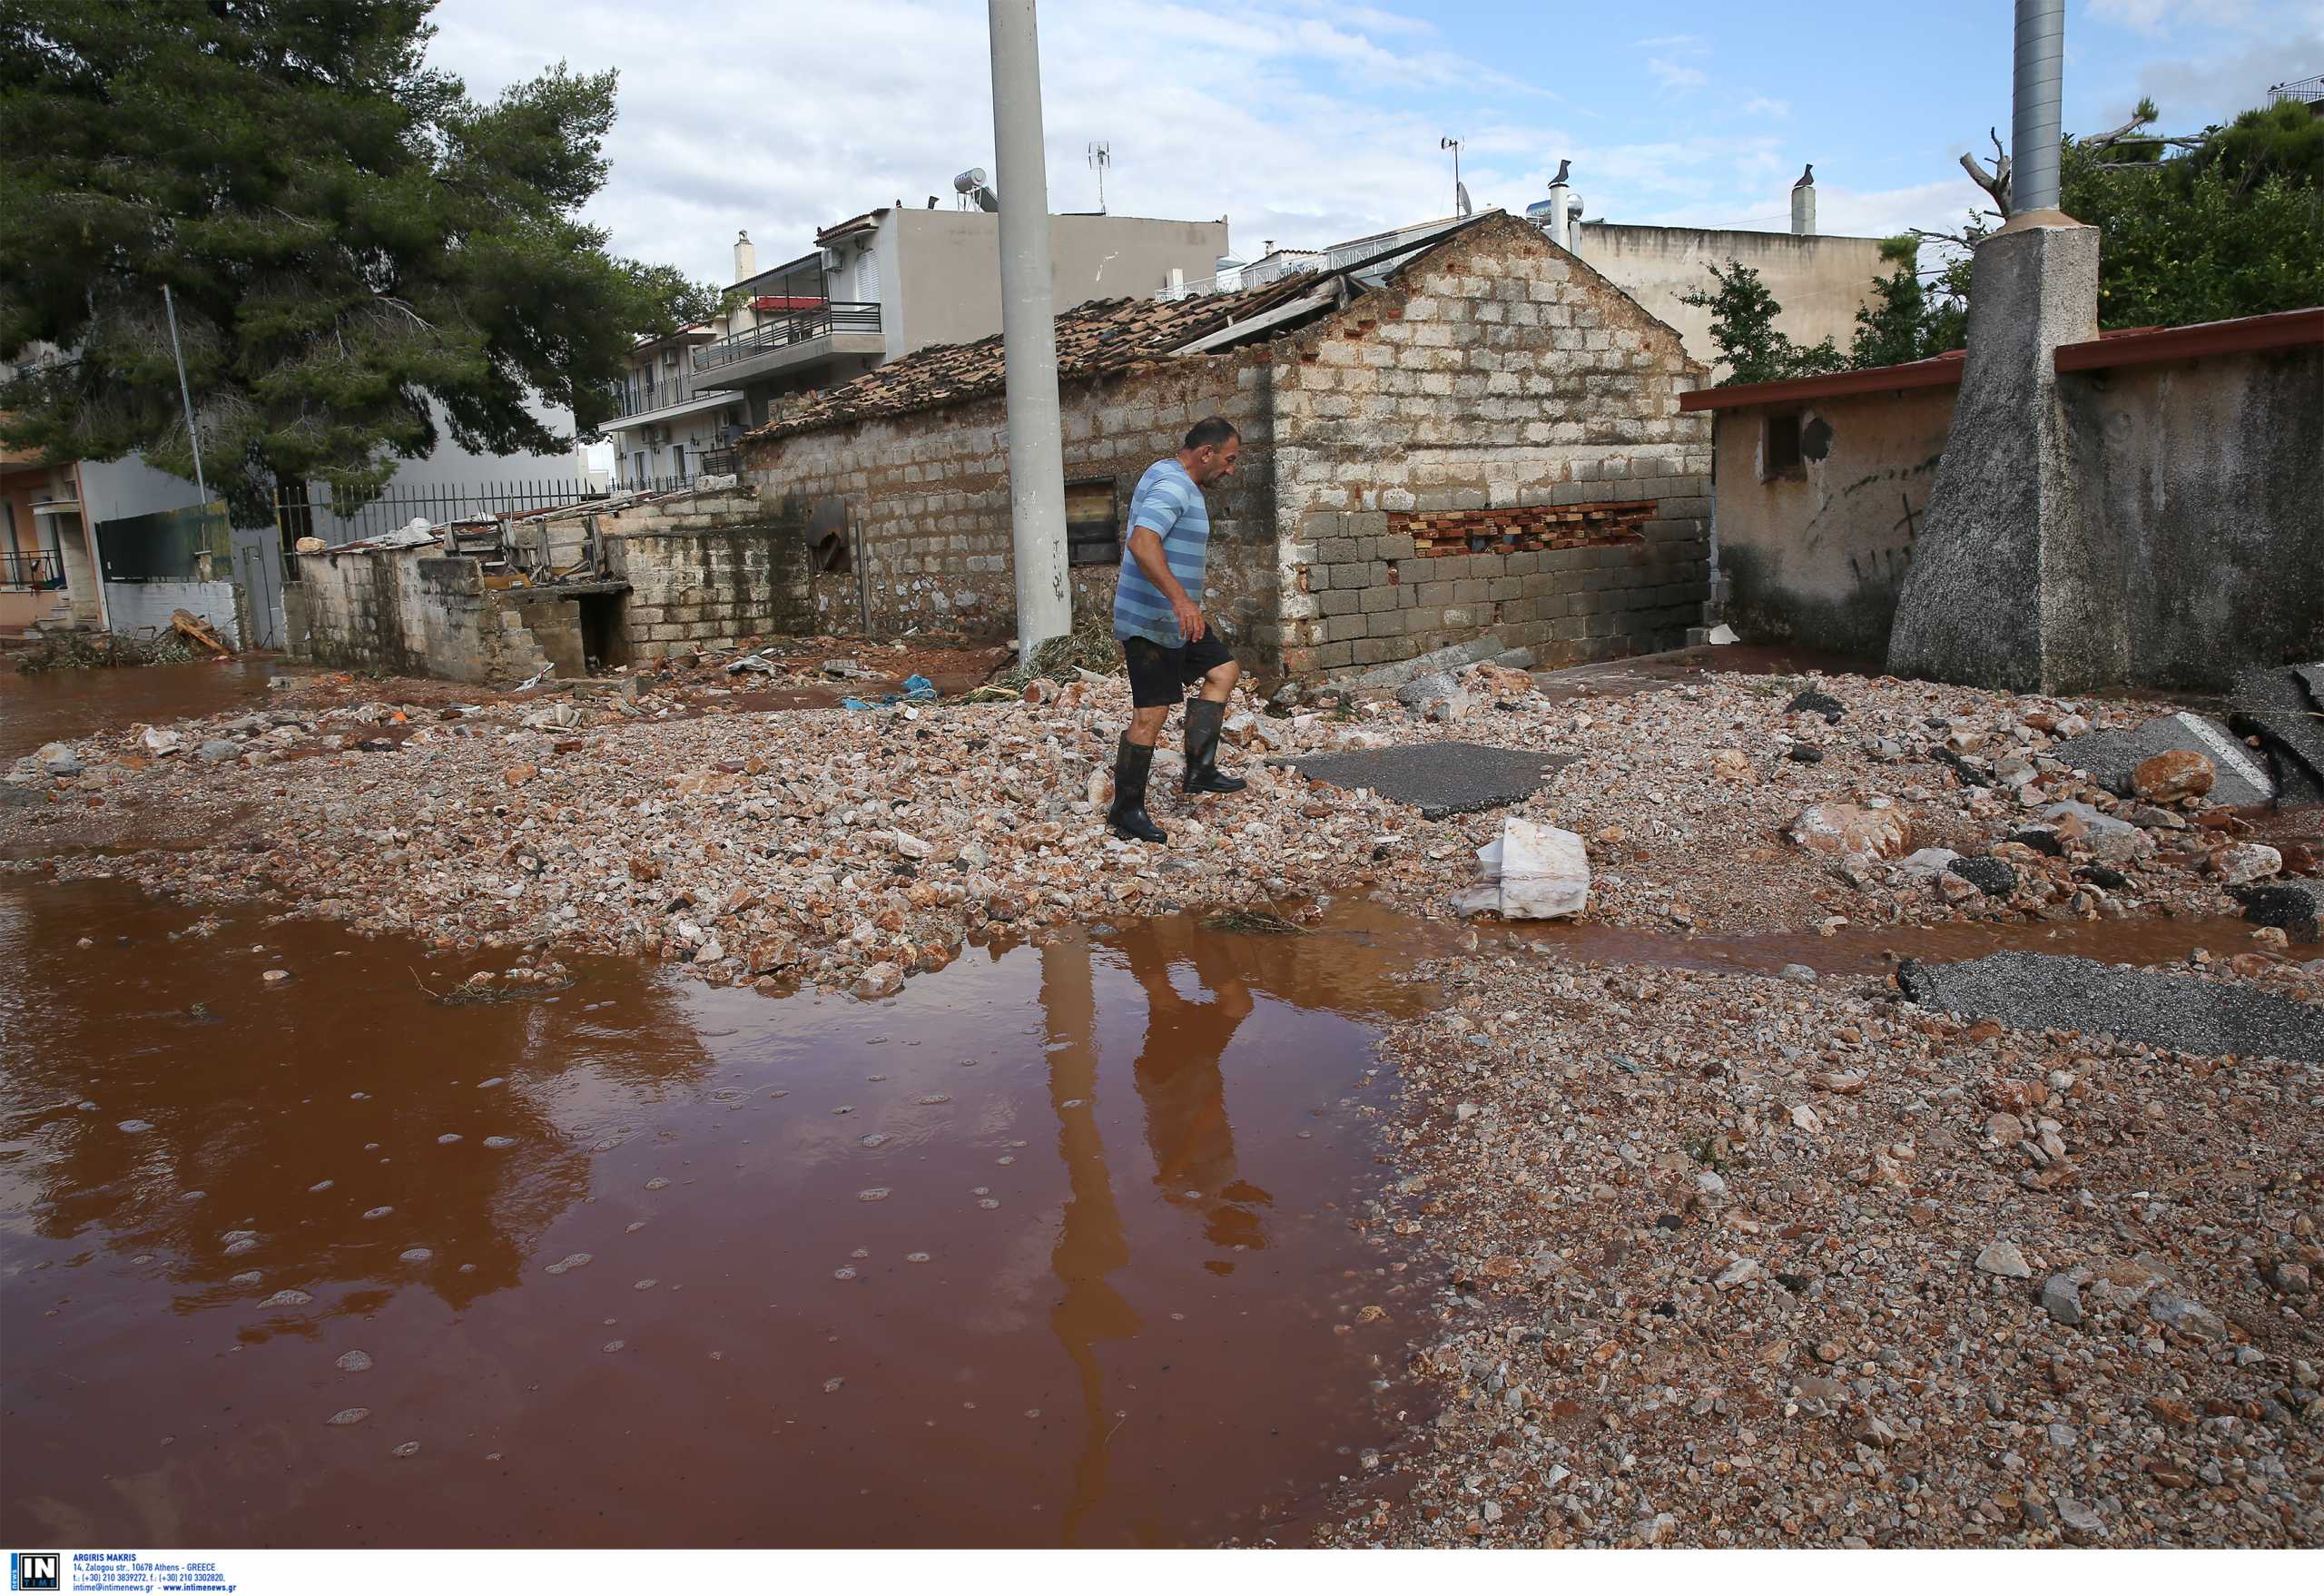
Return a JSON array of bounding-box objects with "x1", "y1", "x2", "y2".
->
[
  {"x1": 1273, "y1": 743, "x2": 1575, "y2": 820},
  {"x1": 1331, "y1": 639, "x2": 1504, "y2": 693},
  {"x1": 1898, "y1": 951, "x2": 2324, "y2": 1062},
  {"x1": 2053, "y1": 711, "x2": 2274, "y2": 807},
  {"x1": 2230, "y1": 665, "x2": 2324, "y2": 807}
]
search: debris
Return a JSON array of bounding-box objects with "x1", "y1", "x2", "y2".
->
[
  {"x1": 1788, "y1": 803, "x2": 1911, "y2": 861},
  {"x1": 2055, "y1": 712, "x2": 2273, "y2": 809},
  {"x1": 1897, "y1": 951, "x2": 2323, "y2": 1063},
  {"x1": 2132, "y1": 749, "x2": 2213, "y2": 803},
  {"x1": 2231, "y1": 882, "x2": 2321, "y2": 944},
  {"x1": 1453, "y1": 819, "x2": 1590, "y2": 921},
  {"x1": 1974, "y1": 1240, "x2": 2033, "y2": 1278},
  {"x1": 170, "y1": 608, "x2": 234, "y2": 657},
  {"x1": 2208, "y1": 842, "x2": 2281, "y2": 885}
]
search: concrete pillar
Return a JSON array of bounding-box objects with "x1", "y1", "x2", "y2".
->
[
  {"x1": 986, "y1": 0, "x2": 1072, "y2": 665},
  {"x1": 1886, "y1": 212, "x2": 2118, "y2": 692},
  {"x1": 1790, "y1": 183, "x2": 1816, "y2": 236}
]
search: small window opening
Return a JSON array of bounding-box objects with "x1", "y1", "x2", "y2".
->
[
  {"x1": 1763, "y1": 412, "x2": 1803, "y2": 478},
  {"x1": 1065, "y1": 478, "x2": 1119, "y2": 566}
]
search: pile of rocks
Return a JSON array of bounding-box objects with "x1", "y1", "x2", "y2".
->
[
  {"x1": 8, "y1": 666, "x2": 2317, "y2": 996},
  {"x1": 1310, "y1": 943, "x2": 2324, "y2": 1547}
]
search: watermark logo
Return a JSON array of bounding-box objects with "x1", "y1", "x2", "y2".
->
[{"x1": 8, "y1": 1553, "x2": 60, "y2": 1592}]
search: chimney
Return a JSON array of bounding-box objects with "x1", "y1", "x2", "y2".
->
[
  {"x1": 1543, "y1": 160, "x2": 1576, "y2": 251},
  {"x1": 734, "y1": 230, "x2": 756, "y2": 281},
  {"x1": 1790, "y1": 179, "x2": 1816, "y2": 237}
]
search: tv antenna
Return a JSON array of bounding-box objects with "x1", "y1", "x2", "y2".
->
[
  {"x1": 1088, "y1": 141, "x2": 1111, "y2": 212},
  {"x1": 1440, "y1": 136, "x2": 1471, "y2": 217}
]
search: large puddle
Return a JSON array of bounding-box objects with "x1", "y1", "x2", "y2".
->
[
  {"x1": 0, "y1": 657, "x2": 283, "y2": 761},
  {"x1": 0, "y1": 882, "x2": 1435, "y2": 1549}
]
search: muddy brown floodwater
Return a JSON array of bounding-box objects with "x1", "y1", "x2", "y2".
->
[
  {"x1": 0, "y1": 659, "x2": 287, "y2": 762},
  {"x1": 0, "y1": 880, "x2": 1440, "y2": 1549}
]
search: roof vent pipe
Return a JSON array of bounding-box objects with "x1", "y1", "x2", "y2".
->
[
  {"x1": 1543, "y1": 160, "x2": 1572, "y2": 251},
  {"x1": 2012, "y1": 0, "x2": 2065, "y2": 212}
]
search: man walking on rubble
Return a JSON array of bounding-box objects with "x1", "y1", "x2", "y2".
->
[{"x1": 1105, "y1": 416, "x2": 1248, "y2": 844}]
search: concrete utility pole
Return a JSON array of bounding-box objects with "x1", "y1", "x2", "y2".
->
[
  {"x1": 2012, "y1": 0, "x2": 2065, "y2": 212},
  {"x1": 161, "y1": 284, "x2": 209, "y2": 508},
  {"x1": 987, "y1": 0, "x2": 1071, "y2": 666}
]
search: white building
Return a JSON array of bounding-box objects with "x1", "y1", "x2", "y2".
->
[{"x1": 607, "y1": 204, "x2": 1231, "y2": 488}]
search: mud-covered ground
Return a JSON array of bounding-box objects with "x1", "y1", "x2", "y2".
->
[{"x1": 7, "y1": 649, "x2": 2320, "y2": 1547}]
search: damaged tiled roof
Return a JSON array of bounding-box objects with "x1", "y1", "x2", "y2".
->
[{"x1": 746, "y1": 274, "x2": 1331, "y2": 442}]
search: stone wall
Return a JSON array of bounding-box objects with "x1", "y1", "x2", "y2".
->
[
  {"x1": 294, "y1": 546, "x2": 549, "y2": 685},
  {"x1": 596, "y1": 489, "x2": 819, "y2": 662},
  {"x1": 1708, "y1": 387, "x2": 1956, "y2": 660},
  {"x1": 1267, "y1": 216, "x2": 1714, "y2": 675},
  {"x1": 744, "y1": 352, "x2": 1277, "y2": 653}
]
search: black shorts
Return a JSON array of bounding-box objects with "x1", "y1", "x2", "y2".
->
[{"x1": 1121, "y1": 631, "x2": 1234, "y2": 709}]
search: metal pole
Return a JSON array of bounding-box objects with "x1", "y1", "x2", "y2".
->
[
  {"x1": 987, "y1": 0, "x2": 1071, "y2": 667},
  {"x1": 2012, "y1": 0, "x2": 2065, "y2": 213},
  {"x1": 161, "y1": 284, "x2": 209, "y2": 507}
]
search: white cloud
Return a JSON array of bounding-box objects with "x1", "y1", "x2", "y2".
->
[
  {"x1": 428, "y1": 0, "x2": 1569, "y2": 286},
  {"x1": 1649, "y1": 58, "x2": 1710, "y2": 94},
  {"x1": 2087, "y1": 0, "x2": 2256, "y2": 36},
  {"x1": 421, "y1": 0, "x2": 1992, "y2": 293},
  {"x1": 1743, "y1": 96, "x2": 1792, "y2": 120}
]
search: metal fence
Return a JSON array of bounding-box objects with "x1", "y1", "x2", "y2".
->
[{"x1": 273, "y1": 475, "x2": 699, "y2": 554}]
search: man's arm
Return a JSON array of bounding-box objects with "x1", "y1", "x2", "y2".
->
[{"x1": 1127, "y1": 526, "x2": 1205, "y2": 643}]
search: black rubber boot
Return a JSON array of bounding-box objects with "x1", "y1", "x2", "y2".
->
[
  {"x1": 1106, "y1": 736, "x2": 1169, "y2": 843},
  {"x1": 1181, "y1": 698, "x2": 1248, "y2": 795}
]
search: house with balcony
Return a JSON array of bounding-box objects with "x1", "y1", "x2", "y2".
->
[{"x1": 607, "y1": 205, "x2": 1230, "y2": 488}]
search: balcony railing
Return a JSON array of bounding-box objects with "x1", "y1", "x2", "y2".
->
[
  {"x1": 613, "y1": 366, "x2": 713, "y2": 419},
  {"x1": 1, "y1": 547, "x2": 67, "y2": 592},
  {"x1": 693, "y1": 301, "x2": 881, "y2": 371}
]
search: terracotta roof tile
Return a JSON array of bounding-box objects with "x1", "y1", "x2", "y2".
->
[{"x1": 745, "y1": 275, "x2": 1327, "y2": 443}]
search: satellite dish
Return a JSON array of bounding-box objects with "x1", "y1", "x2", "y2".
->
[
  {"x1": 953, "y1": 168, "x2": 989, "y2": 194},
  {"x1": 1456, "y1": 181, "x2": 1473, "y2": 218}
]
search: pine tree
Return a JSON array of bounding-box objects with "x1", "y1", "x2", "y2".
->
[{"x1": 0, "y1": 1, "x2": 722, "y2": 519}]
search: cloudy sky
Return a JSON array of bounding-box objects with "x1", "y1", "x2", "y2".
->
[{"x1": 428, "y1": 0, "x2": 2324, "y2": 288}]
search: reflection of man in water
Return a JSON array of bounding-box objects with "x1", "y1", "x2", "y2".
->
[{"x1": 1123, "y1": 922, "x2": 1273, "y2": 1266}]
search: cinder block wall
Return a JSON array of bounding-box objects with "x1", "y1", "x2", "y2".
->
[
  {"x1": 597, "y1": 490, "x2": 818, "y2": 661},
  {"x1": 101, "y1": 579, "x2": 243, "y2": 649},
  {"x1": 1267, "y1": 216, "x2": 1713, "y2": 675},
  {"x1": 743, "y1": 351, "x2": 1278, "y2": 658}
]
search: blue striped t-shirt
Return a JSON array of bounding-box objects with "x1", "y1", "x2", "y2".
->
[{"x1": 1112, "y1": 458, "x2": 1209, "y2": 647}]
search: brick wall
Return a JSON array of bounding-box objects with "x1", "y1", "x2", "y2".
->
[
  {"x1": 1267, "y1": 215, "x2": 1713, "y2": 674},
  {"x1": 294, "y1": 547, "x2": 550, "y2": 685},
  {"x1": 596, "y1": 489, "x2": 818, "y2": 662},
  {"x1": 744, "y1": 352, "x2": 1278, "y2": 657}
]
